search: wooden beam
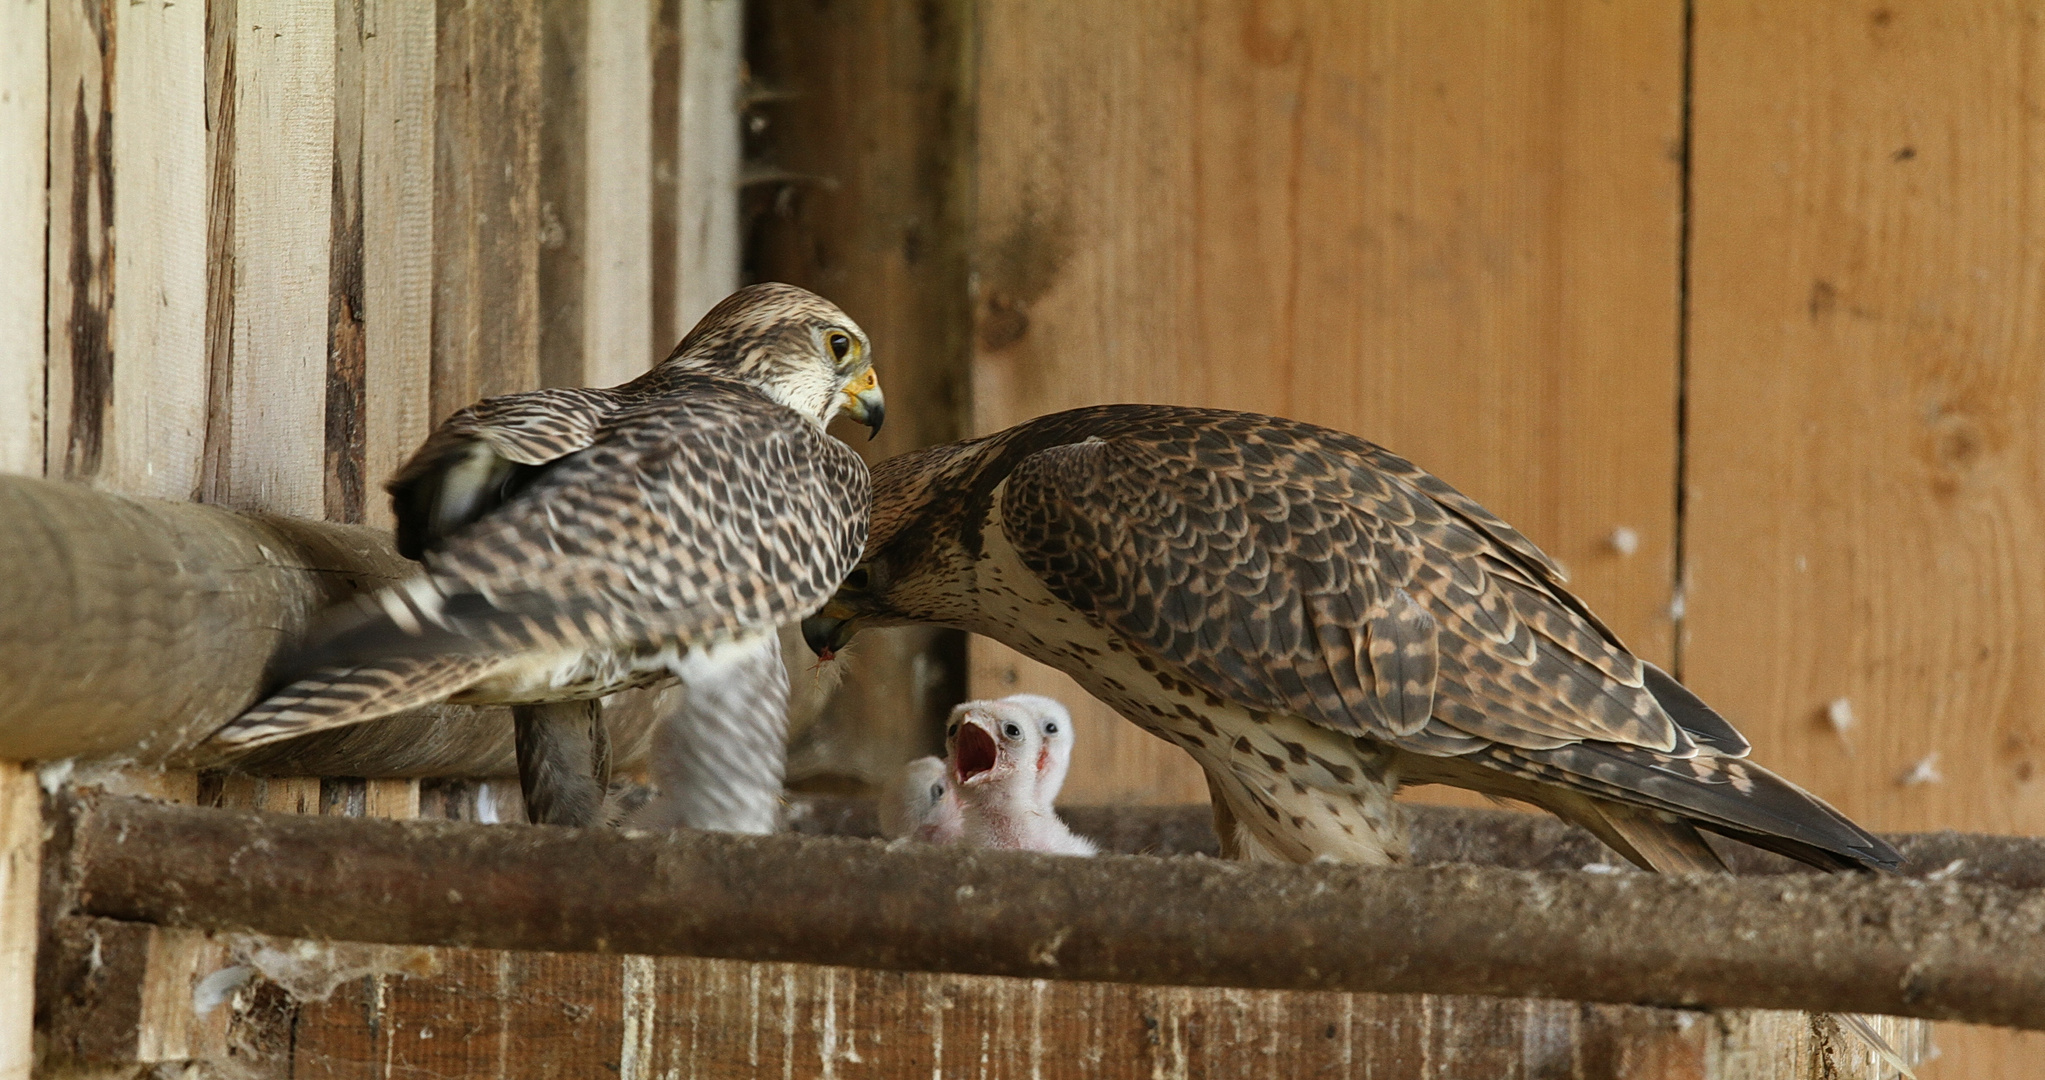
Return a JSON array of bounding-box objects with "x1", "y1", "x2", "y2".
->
[
  {"x1": 55, "y1": 791, "x2": 2045, "y2": 1031},
  {"x1": 0, "y1": 473, "x2": 666, "y2": 773}
]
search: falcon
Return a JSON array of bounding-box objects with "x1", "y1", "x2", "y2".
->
[
  {"x1": 213, "y1": 283, "x2": 883, "y2": 827},
  {"x1": 803, "y1": 404, "x2": 1898, "y2": 875}
]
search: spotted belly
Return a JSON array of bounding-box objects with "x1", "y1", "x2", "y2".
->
[{"x1": 961, "y1": 500, "x2": 1409, "y2": 866}]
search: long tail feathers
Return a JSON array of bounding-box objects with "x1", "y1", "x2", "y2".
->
[
  {"x1": 1585, "y1": 800, "x2": 1730, "y2": 875},
  {"x1": 1575, "y1": 801, "x2": 1916, "y2": 1078},
  {"x1": 214, "y1": 655, "x2": 498, "y2": 749}
]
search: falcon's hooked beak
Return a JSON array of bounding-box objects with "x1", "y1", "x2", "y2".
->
[
  {"x1": 840, "y1": 368, "x2": 886, "y2": 440},
  {"x1": 801, "y1": 599, "x2": 860, "y2": 660}
]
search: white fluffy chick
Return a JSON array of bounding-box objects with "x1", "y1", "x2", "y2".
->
[
  {"x1": 999, "y1": 693, "x2": 1075, "y2": 804},
  {"x1": 946, "y1": 697, "x2": 1097, "y2": 856},
  {"x1": 880, "y1": 755, "x2": 964, "y2": 844}
]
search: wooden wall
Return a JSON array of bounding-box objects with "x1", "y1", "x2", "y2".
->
[
  {"x1": 6, "y1": 1, "x2": 742, "y2": 1075},
  {"x1": 943, "y1": 1, "x2": 2045, "y2": 1075},
  {"x1": 4, "y1": 0, "x2": 2038, "y2": 1076}
]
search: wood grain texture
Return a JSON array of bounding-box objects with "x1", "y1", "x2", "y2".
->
[
  {"x1": 224, "y1": 0, "x2": 336, "y2": 517},
  {"x1": 582, "y1": 0, "x2": 656, "y2": 387},
  {"x1": 0, "y1": 764, "x2": 35, "y2": 1080},
  {"x1": 275, "y1": 948, "x2": 1919, "y2": 1080},
  {"x1": 1686, "y1": 4, "x2": 2045, "y2": 1076},
  {"x1": 672, "y1": 0, "x2": 739, "y2": 331},
  {"x1": 44, "y1": 0, "x2": 114, "y2": 485},
  {"x1": 108, "y1": 0, "x2": 209, "y2": 500},
  {"x1": 537, "y1": 0, "x2": 588, "y2": 391},
  {"x1": 749, "y1": 0, "x2": 977, "y2": 789},
  {"x1": 47, "y1": 0, "x2": 208, "y2": 499},
  {"x1": 328, "y1": 0, "x2": 369, "y2": 523},
  {"x1": 432, "y1": 0, "x2": 543, "y2": 421},
  {"x1": 360, "y1": 0, "x2": 435, "y2": 530},
  {"x1": 0, "y1": 0, "x2": 45, "y2": 480},
  {"x1": 968, "y1": 0, "x2": 1686, "y2": 805}
]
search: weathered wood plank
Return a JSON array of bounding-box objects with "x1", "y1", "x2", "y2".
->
[
  {"x1": 221, "y1": 0, "x2": 337, "y2": 518},
  {"x1": 583, "y1": 0, "x2": 657, "y2": 387},
  {"x1": 45, "y1": 1, "x2": 205, "y2": 497},
  {"x1": 0, "y1": 764, "x2": 36, "y2": 1080},
  {"x1": 537, "y1": 0, "x2": 588, "y2": 391},
  {"x1": 277, "y1": 945, "x2": 1926, "y2": 1080},
  {"x1": 44, "y1": 0, "x2": 113, "y2": 486},
  {"x1": 1686, "y1": 5, "x2": 2045, "y2": 1076},
  {"x1": 359, "y1": 0, "x2": 435, "y2": 531},
  {"x1": 58, "y1": 794, "x2": 2045, "y2": 1032},
  {"x1": 965, "y1": 0, "x2": 1688, "y2": 807},
  {"x1": 327, "y1": 0, "x2": 369, "y2": 523},
  {"x1": 748, "y1": 0, "x2": 976, "y2": 790},
  {"x1": 108, "y1": 0, "x2": 209, "y2": 500},
  {"x1": 432, "y1": 0, "x2": 542, "y2": 421},
  {"x1": 672, "y1": 0, "x2": 739, "y2": 332},
  {"x1": 0, "y1": 0, "x2": 46, "y2": 481}
]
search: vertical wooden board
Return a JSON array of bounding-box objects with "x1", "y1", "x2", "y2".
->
[
  {"x1": 287, "y1": 949, "x2": 1865, "y2": 1080},
  {"x1": 433, "y1": 0, "x2": 543, "y2": 421},
  {"x1": 221, "y1": 0, "x2": 336, "y2": 517},
  {"x1": 1685, "y1": 5, "x2": 2045, "y2": 1077},
  {"x1": 0, "y1": 764, "x2": 37, "y2": 1080},
  {"x1": 1687, "y1": 0, "x2": 2045, "y2": 833},
  {"x1": 749, "y1": 0, "x2": 976, "y2": 788},
  {"x1": 969, "y1": 0, "x2": 1686, "y2": 804},
  {"x1": 328, "y1": 0, "x2": 369, "y2": 523},
  {"x1": 537, "y1": 0, "x2": 588, "y2": 391},
  {"x1": 0, "y1": 0, "x2": 46, "y2": 479},
  {"x1": 360, "y1": 0, "x2": 435, "y2": 526},
  {"x1": 43, "y1": 0, "x2": 109, "y2": 486},
  {"x1": 672, "y1": 0, "x2": 739, "y2": 331},
  {"x1": 583, "y1": 0, "x2": 656, "y2": 386},
  {"x1": 106, "y1": 0, "x2": 209, "y2": 500}
]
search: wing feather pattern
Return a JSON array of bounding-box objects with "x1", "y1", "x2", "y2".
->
[
  {"x1": 999, "y1": 416, "x2": 1670, "y2": 752},
  {"x1": 992, "y1": 406, "x2": 1896, "y2": 871},
  {"x1": 216, "y1": 380, "x2": 869, "y2": 747}
]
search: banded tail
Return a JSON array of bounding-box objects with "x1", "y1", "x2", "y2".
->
[{"x1": 214, "y1": 655, "x2": 499, "y2": 749}]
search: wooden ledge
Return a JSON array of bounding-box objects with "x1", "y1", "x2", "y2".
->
[{"x1": 49, "y1": 791, "x2": 2045, "y2": 1031}]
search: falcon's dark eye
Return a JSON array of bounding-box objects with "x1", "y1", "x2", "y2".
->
[
  {"x1": 843, "y1": 567, "x2": 870, "y2": 591},
  {"x1": 1043, "y1": 721, "x2": 1059, "y2": 735},
  {"x1": 827, "y1": 331, "x2": 853, "y2": 360},
  {"x1": 1002, "y1": 722, "x2": 1023, "y2": 739}
]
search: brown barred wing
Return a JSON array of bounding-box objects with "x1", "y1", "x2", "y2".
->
[
  {"x1": 388, "y1": 386, "x2": 619, "y2": 559},
  {"x1": 323, "y1": 393, "x2": 870, "y2": 668},
  {"x1": 996, "y1": 410, "x2": 1685, "y2": 756}
]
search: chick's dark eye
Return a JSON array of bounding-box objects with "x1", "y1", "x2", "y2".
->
[
  {"x1": 946, "y1": 723, "x2": 958, "y2": 737},
  {"x1": 1044, "y1": 722, "x2": 1059, "y2": 734},
  {"x1": 828, "y1": 331, "x2": 852, "y2": 360},
  {"x1": 1003, "y1": 722, "x2": 1022, "y2": 739},
  {"x1": 843, "y1": 567, "x2": 870, "y2": 590},
  {"x1": 928, "y1": 783, "x2": 945, "y2": 801}
]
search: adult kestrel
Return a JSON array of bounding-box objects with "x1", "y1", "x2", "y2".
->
[
  {"x1": 804, "y1": 405, "x2": 1896, "y2": 874},
  {"x1": 214, "y1": 283, "x2": 882, "y2": 827}
]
